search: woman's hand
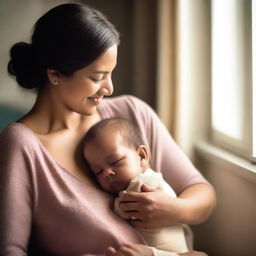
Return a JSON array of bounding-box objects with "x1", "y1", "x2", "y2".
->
[
  {"x1": 118, "y1": 184, "x2": 183, "y2": 229},
  {"x1": 106, "y1": 244, "x2": 153, "y2": 256},
  {"x1": 118, "y1": 183, "x2": 216, "y2": 228}
]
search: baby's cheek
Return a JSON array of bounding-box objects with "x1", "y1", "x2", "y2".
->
[{"x1": 98, "y1": 178, "x2": 109, "y2": 191}]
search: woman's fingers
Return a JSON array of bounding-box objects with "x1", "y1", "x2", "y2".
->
[
  {"x1": 106, "y1": 246, "x2": 116, "y2": 256},
  {"x1": 140, "y1": 184, "x2": 157, "y2": 192},
  {"x1": 119, "y1": 201, "x2": 139, "y2": 212},
  {"x1": 118, "y1": 202, "x2": 145, "y2": 221},
  {"x1": 106, "y1": 245, "x2": 132, "y2": 256},
  {"x1": 119, "y1": 185, "x2": 157, "y2": 201},
  {"x1": 118, "y1": 189, "x2": 174, "y2": 228},
  {"x1": 119, "y1": 190, "x2": 147, "y2": 201},
  {"x1": 118, "y1": 191, "x2": 153, "y2": 212},
  {"x1": 118, "y1": 191, "x2": 153, "y2": 222},
  {"x1": 118, "y1": 189, "x2": 180, "y2": 228}
]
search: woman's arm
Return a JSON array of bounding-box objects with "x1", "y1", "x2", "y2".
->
[
  {"x1": 177, "y1": 183, "x2": 216, "y2": 225},
  {"x1": 0, "y1": 126, "x2": 33, "y2": 256}
]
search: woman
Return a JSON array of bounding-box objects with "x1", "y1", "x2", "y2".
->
[{"x1": 0, "y1": 3, "x2": 215, "y2": 256}]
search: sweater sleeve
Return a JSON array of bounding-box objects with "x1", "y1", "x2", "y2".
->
[
  {"x1": 119, "y1": 96, "x2": 209, "y2": 195},
  {"x1": 0, "y1": 125, "x2": 35, "y2": 256}
]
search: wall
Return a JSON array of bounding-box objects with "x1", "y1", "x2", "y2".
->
[
  {"x1": 0, "y1": 0, "x2": 74, "y2": 129},
  {"x1": 0, "y1": 0, "x2": 73, "y2": 111},
  {"x1": 192, "y1": 145, "x2": 256, "y2": 256}
]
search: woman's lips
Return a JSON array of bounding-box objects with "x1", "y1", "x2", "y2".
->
[{"x1": 89, "y1": 96, "x2": 103, "y2": 105}]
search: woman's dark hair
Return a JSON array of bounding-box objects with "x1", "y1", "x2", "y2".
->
[{"x1": 7, "y1": 3, "x2": 120, "y2": 91}]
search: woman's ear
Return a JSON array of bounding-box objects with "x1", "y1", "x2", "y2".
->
[
  {"x1": 137, "y1": 145, "x2": 149, "y2": 169},
  {"x1": 47, "y1": 69, "x2": 61, "y2": 85}
]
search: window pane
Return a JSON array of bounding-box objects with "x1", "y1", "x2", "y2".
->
[{"x1": 211, "y1": 0, "x2": 244, "y2": 140}]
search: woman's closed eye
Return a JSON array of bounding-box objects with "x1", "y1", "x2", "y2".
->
[
  {"x1": 90, "y1": 76, "x2": 104, "y2": 83},
  {"x1": 90, "y1": 72, "x2": 112, "y2": 83}
]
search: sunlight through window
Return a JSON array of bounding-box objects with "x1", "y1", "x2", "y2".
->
[
  {"x1": 211, "y1": 0, "x2": 244, "y2": 140},
  {"x1": 211, "y1": 0, "x2": 253, "y2": 159}
]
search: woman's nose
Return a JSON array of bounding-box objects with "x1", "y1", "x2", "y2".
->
[{"x1": 99, "y1": 77, "x2": 114, "y2": 96}]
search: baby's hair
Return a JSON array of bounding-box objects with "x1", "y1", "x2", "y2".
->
[{"x1": 84, "y1": 117, "x2": 144, "y2": 150}]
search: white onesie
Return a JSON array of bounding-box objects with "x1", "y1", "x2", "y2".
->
[{"x1": 114, "y1": 169, "x2": 189, "y2": 255}]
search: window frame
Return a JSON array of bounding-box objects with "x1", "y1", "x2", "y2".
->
[{"x1": 210, "y1": 0, "x2": 255, "y2": 163}]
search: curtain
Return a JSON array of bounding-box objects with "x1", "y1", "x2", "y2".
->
[{"x1": 156, "y1": 0, "x2": 211, "y2": 159}]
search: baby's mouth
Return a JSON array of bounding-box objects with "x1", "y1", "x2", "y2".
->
[{"x1": 110, "y1": 181, "x2": 128, "y2": 193}]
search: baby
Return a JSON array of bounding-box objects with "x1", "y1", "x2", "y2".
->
[{"x1": 83, "y1": 117, "x2": 188, "y2": 254}]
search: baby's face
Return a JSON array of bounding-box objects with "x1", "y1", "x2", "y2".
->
[{"x1": 84, "y1": 130, "x2": 144, "y2": 194}]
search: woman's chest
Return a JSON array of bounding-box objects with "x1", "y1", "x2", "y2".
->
[
  {"x1": 38, "y1": 130, "x2": 95, "y2": 185},
  {"x1": 32, "y1": 173, "x2": 143, "y2": 255}
]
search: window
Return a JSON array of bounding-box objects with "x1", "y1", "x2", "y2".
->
[{"x1": 211, "y1": 0, "x2": 255, "y2": 162}]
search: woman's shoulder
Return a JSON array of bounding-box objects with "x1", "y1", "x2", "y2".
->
[
  {"x1": 104, "y1": 94, "x2": 147, "y2": 106},
  {"x1": 0, "y1": 123, "x2": 39, "y2": 149},
  {"x1": 99, "y1": 94, "x2": 153, "y2": 119}
]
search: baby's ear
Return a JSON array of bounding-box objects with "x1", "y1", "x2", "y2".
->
[{"x1": 137, "y1": 145, "x2": 149, "y2": 168}]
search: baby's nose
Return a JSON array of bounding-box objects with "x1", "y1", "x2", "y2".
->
[{"x1": 103, "y1": 168, "x2": 115, "y2": 177}]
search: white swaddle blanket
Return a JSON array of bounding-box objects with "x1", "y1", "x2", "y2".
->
[{"x1": 114, "y1": 169, "x2": 188, "y2": 255}]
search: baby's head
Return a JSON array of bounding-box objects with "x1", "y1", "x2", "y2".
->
[{"x1": 83, "y1": 117, "x2": 149, "y2": 194}]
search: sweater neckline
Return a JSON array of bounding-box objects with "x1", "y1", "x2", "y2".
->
[{"x1": 9, "y1": 122, "x2": 102, "y2": 188}]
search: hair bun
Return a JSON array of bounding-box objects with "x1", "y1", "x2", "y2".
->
[
  {"x1": 8, "y1": 42, "x2": 33, "y2": 75},
  {"x1": 8, "y1": 42, "x2": 43, "y2": 89}
]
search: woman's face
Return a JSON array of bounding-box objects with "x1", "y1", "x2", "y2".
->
[{"x1": 50, "y1": 45, "x2": 117, "y2": 115}]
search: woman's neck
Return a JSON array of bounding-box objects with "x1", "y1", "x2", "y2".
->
[{"x1": 19, "y1": 90, "x2": 100, "y2": 134}]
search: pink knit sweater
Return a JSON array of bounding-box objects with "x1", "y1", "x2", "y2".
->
[{"x1": 0, "y1": 95, "x2": 208, "y2": 255}]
